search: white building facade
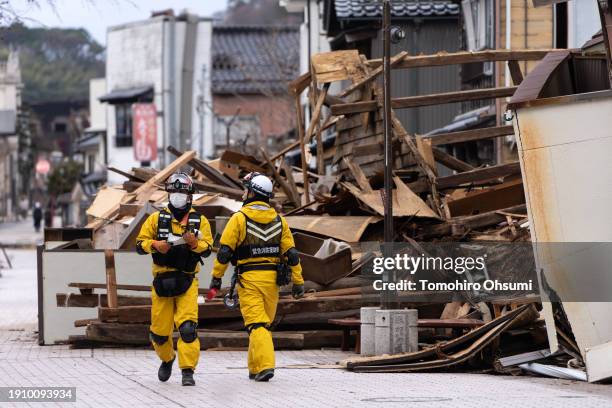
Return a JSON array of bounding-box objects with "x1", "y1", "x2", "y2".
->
[
  {"x1": 0, "y1": 50, "x2": 22, "y2": 220},
  {"x1": 103, "y1": 12, "x2": 213, "y2": 185}
]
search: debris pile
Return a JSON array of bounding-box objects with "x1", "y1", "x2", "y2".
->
[{"x1": 61, "y1": 50, "x2": 554, "y2": 371}]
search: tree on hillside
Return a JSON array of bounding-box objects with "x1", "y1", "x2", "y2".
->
[{"x1": 0, "y1": 22, "x2": 104, "y2": 103}]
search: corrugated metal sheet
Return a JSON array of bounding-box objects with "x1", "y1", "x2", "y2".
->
[{"x1": 371, "y1": 20, "x2": 460, "y2": 135}]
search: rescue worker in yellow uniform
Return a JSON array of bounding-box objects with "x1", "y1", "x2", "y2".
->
[
  {"x1": 136, "y1": 172, "x2": 213, "y2": 386},
  {"x1": 210, "y1": 172, "x2": 304, "y2": 382}
]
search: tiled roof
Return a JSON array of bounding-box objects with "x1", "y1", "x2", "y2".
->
[
  {"x1": 212, "y1": 25, "x2": 300, "y2": 95},
  {"x1": 334, "y1": 0, "x2": 460, "y2": 19}
]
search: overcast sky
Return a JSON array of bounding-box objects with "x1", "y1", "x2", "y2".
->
[{"x1": 10, "y1": 0, "x2": 229, "y2": 44}]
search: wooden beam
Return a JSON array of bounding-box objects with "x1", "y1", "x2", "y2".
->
[
  {"x1": 270, "y1": 140, "x2": 300, "y2": 162},
  {"x1": 416, "y1": 137, "x2": 436, "y2": 175},
  {"x1": 417, "y1": 204, "x2": 527, "y2": 239},
  {"x1": 260, "y1": 148, "x2": 300, "y2": 206},
  {"x1": 69, "y1": 282, "x2": 210, "y2": 295},
  {"x1": 168, "y1": 146, "x2": 241, "y2": 189},
  {"x1": 338, "y1": 51, "x2": 408, "y2": 97},
  {"x1": 342, "y1": 157, "x2": 373, "y2": 193},
  {"x1": 280, "y1": 160, "x2": 301, "y2": 206},
  {"x1": 305, "y1": 84, "x2": 329, "y2": 143},
  {"x1": 436, "y1": 162, "x2": 521, "y2": 189},
  {"x1": 507, "y1": 61, "x2": 524, "y2": 85},
  {"x1": 432, "y1": 148, "x2": 475, "y2": 172},
  {"x1": 294, "y1": 94, "x2": 310, "y2": 204},
  {"x1": 367, "y1": 49, "x2": 556, "y2": 69},
  {"x1": 288, "y1": 71, "x2": 311, "y2": 95},
  {"x1": 330, "y1": 87, "x2": 518, "y2": 115},
  {"x1": 104, "y1": 249, "x2": 118, "y2": 309},
  {"x1": 425, "y1": 125, "x2": 515, "y2": 146},
  {"x1": 392, "y1": 86, "x2": 519, "y2": 109}
]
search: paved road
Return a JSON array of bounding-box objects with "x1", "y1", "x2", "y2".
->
[{"x1": 1, "y1": 247, "x2": 612, "y2": 407}]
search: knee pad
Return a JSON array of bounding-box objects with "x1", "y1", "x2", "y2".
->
[
  {"x1": 246, "y1": 322, "x2": 268, "y2": 335},
  {"x1": 178, "y1": 320, "x2": 198, "y2": 343},
  {"x1": 149, "y1": 330, "x2": 169, "y2": 345}
]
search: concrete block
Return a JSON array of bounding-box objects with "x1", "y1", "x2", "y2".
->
[
  {"x1": 375, "y1": 309, "x2": 418, "y2": 355},
  {"x1": 360, "y1": 307, "x2": 379, "y2": 356}
]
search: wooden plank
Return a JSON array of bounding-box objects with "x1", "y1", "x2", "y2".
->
[
  {"x1": 507, "y1": 60, "x2": 524, "y2": 85},
  {"x1": 99, "y1": 295, "x2": 378, "y2": 324},
  {"x1": 305, "y1": 84, "x2": 329, "y2": 144},
  {"x1": 338, "y1": 51, "x2": 409, "y2": 97},
  {"x1": 432, "y1": 148, "x2": 475, "y2": 172},
  {"x1": 168, "y1": 146, "x2": 241, "y2": 189},
  {"x1": 69, "y1": 282, "x2": 210, "y2": 295},
  {"x1": 331, "y1": 87, "x2": 518, "y2": 115},
  {"x1": 107, "y1": 166, "x2": 143, "y2": 182},
  {"x1": 425, "y1": 125, "x2": 515, "y2": 146},
  {"x1": 294, "y1": 95, "x2": 310, "y2": 204},
  {"x1": 260, "y1": 148, "x2": 299, "y2": 206},
  {"x1": 288, "y1": 71, "x2": 311, "y2": 95},
  {"x1": 311, "y1": 50, "x2": 361, "y2": 83},
  {"x1": 270, "y1": 140, "x2": 300, "y2": 162},
  {"x1": 416, "y1": 137, "x2": 436, "y2": 174},
  {"x1": 342, "y1": 157, "x2": 373, "y2": 193},
  {"x1": 285, "y1": 216, "x2": 381, "y2": 242},
  {"x1": 133, "y1": 150, "x2": 196, "y2": 200},
  {"x1": 367, "y1": 49, "x2": 556, "y2": 69},
  {"x1": 341, "y1": 179, "x2": 440, "y2": 219},
  {"x1": 445, "y1": 179, "x2": 525, "y2": 217},
  {"x1": 280, "y1": 160, "x2": 301, "y2": 206},
  {"x1": 104, "y1": 249, "x2": 118, "y2": 309},
  {"x1": 436, "y1": 162, "x2": 521, "y2": 189},
  {"x1": 417, "y1": 204, "x2": 527, "y2": 239}
]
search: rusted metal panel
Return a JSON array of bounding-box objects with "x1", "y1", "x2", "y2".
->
[{"x1": 513, "y1": 93, "x2": 612, "y2": 382}]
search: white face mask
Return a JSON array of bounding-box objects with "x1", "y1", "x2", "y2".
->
[{"x1": 169, "y1": 193, "x2": 189, "y2": 209}]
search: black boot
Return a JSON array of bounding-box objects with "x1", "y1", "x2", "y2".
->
[
  {"x1": 249, "y1": 372, "x2": 256, "y2": 380},
  {"x1": 158, "y1": 357, "x2": 175, "y2": 382},
  {"x1": 254, "y1": 368, "x2": 274, "y2": 382},
  {"x1": 182, "y1": 369, "x2": 195, "y2": 386}
]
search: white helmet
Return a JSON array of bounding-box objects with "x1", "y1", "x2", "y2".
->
[{"x1": 243, "y1": 172, "x2": 274, "y2": 198}]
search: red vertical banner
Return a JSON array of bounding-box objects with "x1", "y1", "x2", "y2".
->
[{"x1": 132, "y1": 103, "x2": 158, "y2": 162}]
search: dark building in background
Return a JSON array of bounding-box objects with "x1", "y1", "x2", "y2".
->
[
  {"x1": 322, "y1": 0, "x2": 461, "y2": 135},
  {"x1": 211, "y1": 25, "x2": 300, "y2": 156}
]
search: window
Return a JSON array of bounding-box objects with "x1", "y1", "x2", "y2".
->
[
  {"x1": 115, "y1": 103, "x2": 133, "y2": 147},
  {"x1": 462, "y1": 0, "x2": 495, "y2": 76},
  {"x1": 54, "y1": 122, "x2": 67, "y2": 133}
]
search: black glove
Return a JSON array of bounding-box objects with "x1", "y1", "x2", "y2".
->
[
  {"x1": 292, "y1": 284, "x2": 304, "y2": 299},
  {"x1": 209, "y1": 277, "x2": 222, "y2": 291}
]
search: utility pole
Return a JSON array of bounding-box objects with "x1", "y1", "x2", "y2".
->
[{"x1": 383, "y1": 0, "x2": 393, "y2": 245}]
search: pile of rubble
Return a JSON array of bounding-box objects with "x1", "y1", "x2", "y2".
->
[{"x1": 61, "y1": 49, "x2": 563, "y2": 375}]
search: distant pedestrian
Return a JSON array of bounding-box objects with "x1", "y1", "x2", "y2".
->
[
  {"x1": 44, "y1": 205, "x2": 53, "y2": 229},
  {"x1": 19, "y1": 196, "x2": 29, "y2": 220},
  {"x1": 33, "y1": 202, "x2": 42, "y2": 232}
]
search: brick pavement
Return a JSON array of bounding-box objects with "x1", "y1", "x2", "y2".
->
[{"x1": 1, "y1": 248, "x2": 612, "y2": 407}]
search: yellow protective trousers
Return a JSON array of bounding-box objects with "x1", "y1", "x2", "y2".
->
[
  {"x1": 237, "y1": 270, "x2": 279, "y2": 375},
  {"x1": 150, "y1": 278, "x2": 200, "y2": 370}
]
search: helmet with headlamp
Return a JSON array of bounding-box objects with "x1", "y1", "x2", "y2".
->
[{"x1": 166, "y1": 172, "x2": 194, "y2": 209}]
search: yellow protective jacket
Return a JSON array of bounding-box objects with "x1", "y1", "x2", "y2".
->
[
  {"x1": 212, "y1": 201, "x2": 304, "y2": 285},
  {"x1": 137, "y1": 207, "x2": 213, "y2": 276}
]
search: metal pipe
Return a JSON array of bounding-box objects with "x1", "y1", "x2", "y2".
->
[{"x1": 383, "y1": 0, "x2": 393, "y2": 245}]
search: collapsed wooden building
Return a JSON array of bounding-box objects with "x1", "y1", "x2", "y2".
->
[{"x1": 38, "y1": 40, "x2": 609, "y2": 379}]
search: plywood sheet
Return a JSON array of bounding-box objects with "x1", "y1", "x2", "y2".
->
[
  {"x1": 285, "y1": 216, "x2": 381, "y2": 243},
  {"x1": 86, "y1": 187, "x2": 127, "y2": 219}
]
